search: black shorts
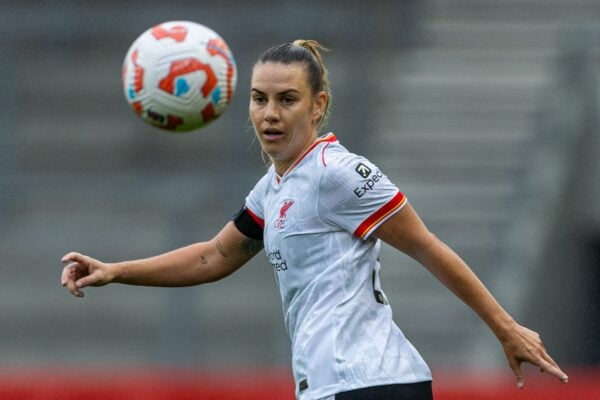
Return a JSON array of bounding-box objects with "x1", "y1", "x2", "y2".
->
[{"x1": 335, "y1": 381, "x2": 433, "y2": 400}]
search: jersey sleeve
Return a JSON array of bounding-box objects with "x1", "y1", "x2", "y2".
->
[
  {"x1": 232, "y1": 173, "x2": 268, "y2": 239},
  {"x1": 232, "y1": 207, "x2": 264, "y2": 240},
  {"x1": 318, "y1": 152, "x2": 407, "y2": 239}
]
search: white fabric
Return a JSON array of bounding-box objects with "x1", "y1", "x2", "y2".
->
[{"x1": 245, "y1": 134, "x2": 431, "y2": 400}]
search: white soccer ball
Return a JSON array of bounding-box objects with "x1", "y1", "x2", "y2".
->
[{"x1": 122, "y1": 21, "x2": 237, "y2": 132}]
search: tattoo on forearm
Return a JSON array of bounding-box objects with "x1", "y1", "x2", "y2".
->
[
  {"x1": 200, "y1": 255, "x2": 208, "y2": 264},
  {"x1": 242, "y1": 238, "x2": 264, "y2": 256},
  {"x1": 216, "y1": 241, "x2": 228, "y2": 258},
  {"x1": 216, "y1": 238, "x2": 262, "y2": 260}
]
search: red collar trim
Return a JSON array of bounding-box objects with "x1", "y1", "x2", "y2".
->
[{"x1": 275, "y1": 133, "x2": 337, "y2": 181}]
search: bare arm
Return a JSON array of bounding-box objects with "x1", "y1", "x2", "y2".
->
[
  {"x1": 373, "y1": 203, "x2": 568, "y2": 388},
  {"x1": 61, "y1": 222, "x2": 263, "y2": 296}
]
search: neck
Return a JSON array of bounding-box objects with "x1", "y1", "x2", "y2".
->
[{"x1": 273, "y1": 132, "x2": 319, "y2": 176}]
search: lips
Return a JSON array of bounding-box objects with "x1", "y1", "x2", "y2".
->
[{"x1": 262, "y1": 128, "x2": 284, "y2": 141}]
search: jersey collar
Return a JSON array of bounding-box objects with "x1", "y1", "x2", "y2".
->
[{"x1": 275, "y1": 133, "x2": 337, "y2": 183}]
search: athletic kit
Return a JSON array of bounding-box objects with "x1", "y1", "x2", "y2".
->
[{"x1": 234, "y1": 133, "x2": 432, "y2": 400}]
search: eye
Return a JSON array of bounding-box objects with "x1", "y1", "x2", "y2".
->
[
  {"x1": 281, "y1": 96, "x2": 296, "y2": 105},
  {"x1": 252, "y1": 95, "x2": 267, "y2": 105}
]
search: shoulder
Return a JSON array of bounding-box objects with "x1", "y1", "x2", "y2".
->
[
  {"x1": 321, "y1": 144, "x2": 376, "y2": 186},
  {"x1": 319, "y1": 143, "x2": 399, "y2": 206},
  {"x1": 245, "y1": 167, "x2": 274, "y2": 212},
  {"x1": 251, "y1": 167, "x2": 274, "y2": 192}
]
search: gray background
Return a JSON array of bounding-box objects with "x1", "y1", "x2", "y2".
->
[{"x1": 1, "y1": 0, "x2": 599, "y2": 372}]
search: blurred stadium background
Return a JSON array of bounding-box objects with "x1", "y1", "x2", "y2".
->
[{"x1": 1, "y1": 0, "x2": 599, "y2": 398}]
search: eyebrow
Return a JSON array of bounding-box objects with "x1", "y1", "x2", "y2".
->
[{"x1": 251, "y1": 88, "x2": 301, "y2": 95}]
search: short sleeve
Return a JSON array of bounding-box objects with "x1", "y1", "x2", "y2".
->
[
  {"x1": 318, "y1": 152, "x2": 407, "y2": 239},
  {"x1": 232, "y1": 207, "x2": 264, "y2": 240},
  {"x1": 243, "y1": 173, "x2": 269, "y2": 227}
]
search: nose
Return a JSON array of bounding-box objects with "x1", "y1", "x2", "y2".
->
[{"x1": 264, "y1": 101, "x2": 280, "y2": 123}]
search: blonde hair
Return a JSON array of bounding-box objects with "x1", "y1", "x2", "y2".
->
[{"x1": 256, "y1": 39, "x2": 332, "y2": 129}]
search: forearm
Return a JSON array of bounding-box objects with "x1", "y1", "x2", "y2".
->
[
  {"x1": 375, "y1": 205, "x2": 568, "y2": 385},
  {"x1": 416, "y1": 235, "x2": 517, "y2": 340},
  {"x1": 109, "y1": 222, "x2": 262, "y2": 287},
  {"x1": 63, "y1": 222, "x2": 261, "y2": 296},
  {"x1": 111, "y1": 241, "x2": 225, "y2": 287}
]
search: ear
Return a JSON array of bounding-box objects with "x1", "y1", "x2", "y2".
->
[{"x1": 312, "y1": 91, "x2": 328, "y2": 125}]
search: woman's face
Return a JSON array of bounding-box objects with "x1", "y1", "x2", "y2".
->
[{"x1": 250, "y1": 61, "x2": 327, "y2": 175}]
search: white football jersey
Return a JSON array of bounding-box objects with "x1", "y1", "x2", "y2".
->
[{"x1": 244, "y1": 133, "x2": 431, "y2": 400}]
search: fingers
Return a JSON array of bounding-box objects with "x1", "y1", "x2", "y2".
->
[
  {"x1": 62, "y1": 252, "x2": 88, "y2": 266},
  {"x1": 60, "y1": 263, "x2": 71, "y2": 287},
  {"x1": 505, "y1": 346, "x2": 568, "y2": 388},
  {"x1": 67, "y1": 278, "x2": 84, "y2": 298},
  {"x1": 522, "y1": 333, "x2": 569, "y2": 384},
  {"x1": 61, "y1": 252, "x2": 90, "y2": 298},
  {"x1": 508, "y1": 358, "x2": 525, "y2": 389},
  {"x1": 75, "y1": 272, "x2": 100, "y2": 291},
  {"x1": 537, "y1": 354, "x2": 569, "y2": 383},
  {"x1": 509, "y1": 356, "x2": 568, "y2": 389},
  {"x1": 60, "y1": 251, "x2": 111, "y2": 298},
  {"x1": 61, "y1": 253, "x2": 82, "y2": 286},
  {"x1": 503, "y1": 324, "x2": 568, "y2": 388},
  {"x1": 62, "y1": 263, "x2": 84, "y2": 297}
]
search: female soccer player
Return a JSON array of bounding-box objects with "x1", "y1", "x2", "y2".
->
[{"x1": 61, "y1": 40, "x2": 568, "y2": 400}]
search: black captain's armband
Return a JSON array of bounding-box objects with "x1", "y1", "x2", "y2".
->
[{"x1": 232, "y1": 207, "x2": 264, "y2": 241}]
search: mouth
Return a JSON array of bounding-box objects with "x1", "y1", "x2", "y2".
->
[{"x1": 262, "y1": 128, "x2": 285, "y2": 141}]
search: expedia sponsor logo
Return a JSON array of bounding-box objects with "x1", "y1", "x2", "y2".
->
[
  {"x1": 268, "y1": 249, "x2": 288, "y2": 272},
  {"x1": 354, "y1": 169, "x2": 384, "y2": 198},
  {"x1": 355, "y1": 163, "x2": 372, "y2": 178}
]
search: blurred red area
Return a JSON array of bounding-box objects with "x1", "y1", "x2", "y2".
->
[
  {"x1": 0, "y1": 367, "x2": 598, "y2": 399},
  {"x1": 432, "y1": 367, "x2": 600, "y2": 400}
]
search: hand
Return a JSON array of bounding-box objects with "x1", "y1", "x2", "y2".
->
[
  {"x1": 61, "y1": 252, "x2": 113, "y2": 298},
  {"x1": 500, "y1": 323, "x2": 568, "y2": 388}
]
